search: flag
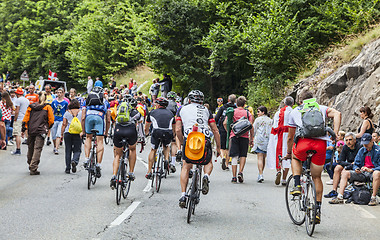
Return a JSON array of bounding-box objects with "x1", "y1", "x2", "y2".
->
[{"x1": 48, "y1": 70, "x2": 57, "y2": 81}]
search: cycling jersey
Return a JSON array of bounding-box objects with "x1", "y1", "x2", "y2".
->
[
  {"x1": 176, "y1": 103, "x2": 215, "y2": 138},
  {"x1": 85, "y1": 100, "x2": 110, "y2": 119},
  {"x1": 146, "y1": 108, "x2": 175, "y2": 131}
]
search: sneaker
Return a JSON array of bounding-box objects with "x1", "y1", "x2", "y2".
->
[
  {"x1": 71, "y1": 162, "x2": 77, "y2": 173},
  {"x1": 179, "y1": 196, "x2": 186, "y2": 208},
  {"x1": 11, "y1": 150, "x2": 21, "y2": 155},
  {"x1": 324, "y1": 190, "x2": 338, "y2": 198},
  {"x1": 83, "y1": 161, "x2": 88, "y2": 169},
  {"x1": 128, "y1": 173, "x2": 135, "y2": 181},
  {"x1": 54, "y1": 149, "x2": 59, "y2": 155},
  {"x1": 95, "y1": 166, "x2": 101, "y2": 178},
  {"x1": 315, "y1": 208, "x2": 321, "y2": 224},
  {"x1": 30, "y1": 170, "x2": 40, "y2": 175},
  {"x1": 221, "y1": 158, "x2": 227, "y2": 170},
  {"x1": 164, "y1": 160, "x2": 169, "y2": 171},
  {"x1": 170, "y1": 164, "x2": 176, "y2": 173},
  {"x1": 110, "y1": 176, "x2": 117, "y2": 190},
  {"x1": 329, "y1": 197, "x2": 344, "y2": 204},
  {"x1": 202, "y1": 175, "x2": 209, "y2": 195},
  {"x1": 231, "y1": 177, "x2": 237, "y2": 183},
  {"x1": 281, "y1": 179, "x2": 287, "y2": 186},
  {"x1": 257, "y1": 175, "x2": 264, "y2": 183},
  {"x1": 326, "y1": 179, "x2": 334, "y2": 185},
  {"x1": 189, "y1": 170, "x2": 193, "y2": 179},
  {"x1": 238, "y1": 172, "x2": 244, "y2": 183},
  {"x1": 145, "y1": 172, "x2": 152, "y2": 180},
  {"x1": 9, "y1": 140, "x2": 15, "y2": 145},
  {"x1": 275, "y1": 171, "x2": 281, "y2": 185},
  {"x1": 368, "y1": 197, "x2": 378, "y2": 206},
  {"x1": 22, "y1": 139, "x2": 28, "y2": 145},
  {"x1": 7, "y1": 141, "x2": 13, "y2": 146},
  {"x1": 290, "y1": 185, "x2": 302, "y2": 196},
  {"x1": 65, "y1": 169, "x2": 70, "y2": 174},
  {"x1": 176, "y1": 151, "x2": 182, "y2": 162}
]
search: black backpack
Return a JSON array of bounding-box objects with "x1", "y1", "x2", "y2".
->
[
  {"x1": 86, "y1": 86, "x2": 104, "y2": 106},
  {"x1": 298, "y1": 98, "x2": 326, "y2": 138},
  {"x1": 351, "y1": 184, "x2": 371, "y2": 205}
]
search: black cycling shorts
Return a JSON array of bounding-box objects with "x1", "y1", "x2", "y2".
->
[
  {"x1": 151, "y1": 129, "x2": 173, "y2": 149},
  {"x1": 113, "y1": 123, "x2": 137, "y2": 148},
  {"x1": 229, "y1": 136, "x2": 249, "y2": 158}
]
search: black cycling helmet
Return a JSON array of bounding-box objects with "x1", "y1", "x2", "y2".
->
[
  {"x1": 188, "y1": 90, "x2": 204, "y2": 104},
  {"x1": 130, "y1": 98, "x2": 137, "y2": 108},
  {"x1": 156, "y1": 97, "x2": 169, "y2": 107},
  {"x1": 167, "y1": 91, "x2": 176, "y2": 100}
]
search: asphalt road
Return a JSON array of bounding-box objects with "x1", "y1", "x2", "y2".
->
[{"x1": 1, "y1": 140, "x2": 380, "y2": 240}]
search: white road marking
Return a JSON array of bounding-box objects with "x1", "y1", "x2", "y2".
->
[
  {"x1": 350, "y1": 204, "x2": 377, "y2": 219},
  {"x1": 137, "y1": 156, "x2": 152, "y2": 192},
  {"x1": 110, "y1": 201, "x2": 141, "y2": 227}
]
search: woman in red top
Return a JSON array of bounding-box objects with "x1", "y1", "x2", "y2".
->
[{"x1": 1, "y1": 91, "x2": 14, "y2": 146}]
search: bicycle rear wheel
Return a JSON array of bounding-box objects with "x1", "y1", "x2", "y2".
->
[
  {"x1": 123, "y1": 162, "x2": 131, "y2": 199},
  {"x1": 155, "y1": 153, "x2": 163, "y2": 192},
  {"x1": 116, "y1": 165, "x2": 123, "y2": 205},
  {"x1": 285, "y1": 175, "x2": 305, "y2": 225},
  {"x1": 87, "y1": 152, "x2": 96, "y2": 190},
  {"x1": 305, "y1": 180, "x2": 317, "y2": 236}
]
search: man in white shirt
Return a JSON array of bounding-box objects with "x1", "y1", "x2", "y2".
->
[{"x1": 12, "y1": 87, "x2": 30, "y2": 155}]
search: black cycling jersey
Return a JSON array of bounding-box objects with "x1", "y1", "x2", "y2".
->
[{"x1": 146, "y1": 108, "x2": 175, "y2": 130}]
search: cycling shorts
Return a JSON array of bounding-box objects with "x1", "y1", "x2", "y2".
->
[
  {"x1": 292, "y1": 138, "x2": 326, "y2": 166},
  {"x1": 113, "y1": 123, "x2": 137, "y2": 148},
  {"x1": 151, "y1": 129, "x2": 173, "y2": 149},
  {"x1": 85, "y1": 115, "x2": 104, "y2": 136}
]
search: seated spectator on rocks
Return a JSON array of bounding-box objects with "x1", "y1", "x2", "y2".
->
[
  {"x1": 324, "y1": 132, "x2": 361, "y2": 198},
  {"x1": 329, "y1": 133, "x2": 380, "y2": 206},
  {"x1": 372, "y1": 132, "x2": 380, "y2": 146},
  {"x1": 337, "y1": 131, "x2": 345, "y2": 148}
]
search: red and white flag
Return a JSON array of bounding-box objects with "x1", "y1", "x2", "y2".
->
[{"x1": 48, "y1": 70, "x2": 57, "y2": 81}]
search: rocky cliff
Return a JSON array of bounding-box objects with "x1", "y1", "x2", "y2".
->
[{"x1": 290, "y1": 38, "x2": 380, "y2": 132}]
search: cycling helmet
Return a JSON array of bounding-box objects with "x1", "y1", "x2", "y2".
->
[
  {"x1": 156, "y1": 97, "x2": 169, "y2": 107},
  {"x1": 130, "y1": 98, "x2": 138, "y2": 108},
  {"x1": 167, "y1": 91, "x2": 177, "y2": 100},
  {"x1": 123, "y1": 94, "x2": 133, "y2": 102},
  {"x1": 188, "y1": 90, "x2": 204, "y2": 104},
  {"x1": 183, "y1": 97, "x2": 190, "y2": 106},
  {"x1": 176, "y1": 96, "x2": 182, "y2": 103}
]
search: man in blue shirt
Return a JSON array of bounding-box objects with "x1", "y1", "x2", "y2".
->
[{"x1": 51, "y1": 88, "x2": 69, "y2": 155}]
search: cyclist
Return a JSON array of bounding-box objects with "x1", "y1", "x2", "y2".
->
[
  {"x1": 82, "y1": 87, "x2": 111, "y2": 178},
  {"x1": 176, "y1": 90, "x2": 221, "y2": 208},
  {"x1": 110, "y1": 98, "x2": 142, "y2": 189},
  {"x1": 167, "y1": 91, "x2": 179, "y2": 173},
  {"x1": 286, "y1": 91, "x2": 341, "y2": 224},
  {"x1": 144, "y1": 97, "x2": 175, "y2": 179}
]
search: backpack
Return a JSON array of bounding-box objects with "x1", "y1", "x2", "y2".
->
[
  {"x1": 68, "y1": 111, "x2": 82, "y2": 134},
  {"x1": 230, "y1": 109, "x2": 252, "y2": 137},
  {"x1": 116, "y1": 102, "x2": 131, "y2": 123},
  {"x1": 350, "y1": 184, "x2": 371, "y2": 205},
  {"x1": 298, "y1": 98, "x2": 326, "y2": 138},
  {"x1": 86, "y1": 86, "x2": 104, "y2": 106}
]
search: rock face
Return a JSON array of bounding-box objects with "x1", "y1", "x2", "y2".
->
[{"x1": 290, "y1": 38, "x2": 380, "y2": 132}]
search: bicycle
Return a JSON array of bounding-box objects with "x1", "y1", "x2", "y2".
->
[
  {"x1": 105, "y1": 124, "x2": 114, "y2": 145},
  {"x1": 284, "y1": 150, "x2": 317, "y2": 236},
  {"x1": 151, "y1": 141, "x2": 165, "y2": 192},
  {"x1": 87, "y1": 129, "x2": 99, "y2": 190},
  {"x1": 185, "y1": 164, "x2": 202, "y2": 223},
  {"x1": 115, "y1": 139, "x2": 132, "y2": 205}
]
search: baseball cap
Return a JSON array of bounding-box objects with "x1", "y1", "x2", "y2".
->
[{"x1": 361, "y1": 133, "x2": 372, "y2": 145}]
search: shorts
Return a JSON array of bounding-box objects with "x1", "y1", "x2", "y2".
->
[
  {"x1": 51, "y1": 121, "x2": 63, "y2": 140},
  {"x1": 13, "y1": 121, "x2": 22, "y2": 136},
  {"x1": 255, "y1": 147, "x2": 267, "y2": 154},
  {"x1": 349, "y1": 171, "x2": 373, "y2": 183},
  {"x1": 220, "y1": 129, "x2": 227, "y2": 150},
  {"x1": 113, "y1": 123, "x2": 137, "y2": 148},
  {"x1": 229, "y1": 136, "x2": 249, "y2": 158},
  {"x1": 292, "y1": 138, "x2": 326, "y2": 166},
  {"x1": 85, "y1": 115, "x2": 104, "y2": 136},
  {"x1": 151, "y1": 129, "x2": 173, "y2": 149}
]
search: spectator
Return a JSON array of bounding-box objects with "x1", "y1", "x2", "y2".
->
[
  {"x1": 329, "y1": 133, "x2": 380, "y2": 206},
  {"x1": 1, "y1": 91, "x2": 14, "y2": 147},
  {"x1": 356, "y1": 106, "x2": 374, "y2": 142},
  {"x1": 324, "y1": 132, "x2": 361, "y2": 198},
  {"x1": 22, "y1": 91, "x2": 54, "y2": 175},
  {"x1": 158, "y1": 74, "x2": 172, "y2": 98},
  {"x1": 51, "y1": 88, "x2": 69, "y2": 155},
  {"x1": 253, "y1": 106, "x2": 272, "y2": 183},
  {"x1": 61, "y1": 99, "x2": 82, "y2": 174},
  {"x1": 0, "y1": 106, "x2": 5, "y2": 149},
  {"x1": 6, "y1": 71, "x2": 10, "y2": 81},
  {"x1": 215, "y1": 98, "x2": 223, "y2": 116},
  {"x1": 94, "y1": 77, "x2": 103, "y2": 88},
  {"x1": 131, "y1": 80, "x2": 138, "y2": 96},
  {"x1": 223, "y1": 96, "x2": 254, "y2": 183},
  {"x1": 372, "y1": 132, "x2": 380, "y2": 146},
  {"x1": 25, "y1": 85, "x2": 39, "y2": 104},
  {"x1": 11, "y1": 87, "x2": 30, "y2": 155},
  {"x1": 337, "y1": 131, "x2": 346, "y2": 148},
  {"x1": 149, "y1": 78, "x2": 160, "y2": 104},
  {"x1": 69, "y1": 88, "x2": 85, "y2": 108},
  {"x1": 128, "y1": 78, "x2": 134, "y2": 94},
  {"x1": 86, "y1": 76, "x2": 93, "y2": 94},
  {"x1": 109, "y1": 77, "x2": 116, "y2": 90}
]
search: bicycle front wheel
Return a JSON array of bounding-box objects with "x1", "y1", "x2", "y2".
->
[
  {"x1": 285, "y1": 175, "x2": 305, "y2": 225},
  {"x1": 187, "y1": 198, "x2": 194, "y2": 224},
  {"x1": 305, "y1": 180, "x2": 317, "y2": 236}
]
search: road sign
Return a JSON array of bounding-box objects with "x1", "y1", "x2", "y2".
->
[{"x1": 20, "y1": 70, "x2": 29, "y2": 81}]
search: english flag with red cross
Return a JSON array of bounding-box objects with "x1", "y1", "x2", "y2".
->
[{"x1": 48, "y1": 70, "x2": 57, "y2": 81}]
